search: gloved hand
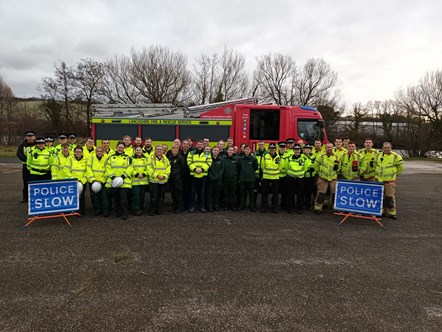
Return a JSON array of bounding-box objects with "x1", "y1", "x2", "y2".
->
[
  {"x1": 111, "y1": 176, "x2": 116, "y2": 180},
  {"x1": 121, "y1": 175, "x2": 126, "y2": 180},
  {"x1": 370, "y1": 160, "x2": 374, "y2": 168}
]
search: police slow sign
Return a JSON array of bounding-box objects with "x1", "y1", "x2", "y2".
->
[
  {"x1": 28, "y1": 180, "x2": 79, "y2": 216},
  {"x1": 334, "y1": 180, "x2": 384, "y2": 216}
]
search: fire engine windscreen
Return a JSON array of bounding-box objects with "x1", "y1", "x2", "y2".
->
[{"x1": 298, "y1": 120, "x2": 323, "y2": 142}]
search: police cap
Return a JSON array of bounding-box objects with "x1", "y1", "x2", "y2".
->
[
  {"x1": 35, "y1": 137, "x2": 46, "y2": 144},
  {"x1": 25, "y1": 131, "x2": 36, "y2": 136},
  {"x1": 45, "y1": 136, "x2": 54, "y2": 142},
  {"x1": 58, "y1": 133, "x2": 68, "y2": 139},
  {"x1": 269, "y1": 143, "x2": 277, "y2": 149},
  {"x1": 278, "y1": 141, "x2": 287, "y2": 148},
  {"x1": 293, "y1": 144, "x2": 302, "y2": 150},
  {"x1": 286, "y1": 138, "x2": 295, "y2": 144},
  {"x1": 303, "y1": 143, "x2": 312, "y2": 149},
  {"x1": 68, "y1": 133, "x2": 77, "y2": 138}
]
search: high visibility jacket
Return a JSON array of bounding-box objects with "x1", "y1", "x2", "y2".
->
[
  {"x1": 360, "y1": 148, "x2": 379, "y2": 179},
  {"x1": 312, "y1": 148, "x2": 325, "y2": 158},
  {"x1": 51, "y1": 152, "x2": 71, "y2": 180},
  {"x1": 46, "y1": 145, "x2": 57, "y2": 158},
  {"x1": 83, "y1": 145, "x2": 96, "y2": 160},
  {"x1": 69, "y1": 143, "x2": 77, "y2": 153},
  {"x1": 86, "y1": 155, "x2": 107, "y2": 184},
  {"x1": 374, "y1": 152, "x2": 404, "y2": 182},
  {"x1": 131, "y1": 155, "x2": 149, "y2": 186},
  {"x1": 147, "y1": 155, "x2": 171, "y2": 184},
  {"x1": 26, "y1": 147, "x2": 53, "y2": 175},
  {"x1": 333, "y1": 147, "x2": 347, "y2": 160},
  {"x1": 142, "y1": 146, "x2": 154, "y2": 157},
  {"x1": 314, "y1": 153, "x2": 341, "y2": 181},
  {"x1": 67, "y1": 156, "x2": 88, "y2": 184},
  {"x1": 187, "y1": 150, "x2": 212, "y2": 178},
  {"x1": 124, "y1": 146, "x2": 134, "y2": 157},
  {"x1": 103, "y1": 148, "x2": 115, "y2": 157},
  {"x1": 105, "y1": 153, "x2": 133, "y2": 188},
  {"x1": 287, "y1": 154, "x2": 310, "y2": 178},
  {"x1": 16, "y1": 140, "x2": 35, "y2": 165},
  {"x1": 262, "y1": 153, "x2": 281, "y2": 180},
  {"x1": 340, "y1": 151, "x2": 366, "y2": 180},
  {"x1": 278, "y1": 151, "x2": 290, "y2": 178},
  {"x1": 223, "y1": 155, "x2": 240, "y2": 180},
  {"x1": 254, "y1": 149, "x2": 268, "y2": 178},
  {"x1": 303, "y1": 154, "x2": 317, "y2": 178}
]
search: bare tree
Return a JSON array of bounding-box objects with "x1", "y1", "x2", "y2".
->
[
  {"x1": 252, "y1": 53, "x2": 296, "y2": 105},
  {"x1": 192, "y1": 54, "x2": 218, "y2": 104},
  {"x1": 130, "y1": 45, "x2": 192, "y2": 103},
  {"x1": 0, "y1": 76, "x2": 16, "y2": 145}
]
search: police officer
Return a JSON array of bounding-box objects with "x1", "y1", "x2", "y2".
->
[
  {"x1": 26, "y1": 136, "x2": 53, "y2": 182},
  {"x1": 374, "y1": 142, "x2": 404, "y2": 219},
  {"x1": 68, "y1": 133, "x2": 77, "y2": 152},
  {"x1": 16, "y1": 131, "x2": 36, "y2": 202},
  {"x1": 207, "y1": 146, "x2": 224, "y2": 212},
  {"x1": 239, "y1": 145, "x2": 258, "y2": 211},
  {"x1": 285, "y1": 138, "x2": 296, "y2": 156},
  {"x1": 302, "y1": 144, "x2": 316, "y2": 210},
  {"x1": 261, "y1": 143, "x2": 280, "y2": 213},
  {"x1": 45, "y1": 136, "x2": 56, "y2": 157},
  {"x1": 278, "y1": 141, "x2": 290, "y2": 210},
  {"x1": 313, "y1": 143, "x2": 340, "y2": 215},
  {"x1": 286, "y1": 144, "x2": 310, "y2": 214},
  {"x1": 147, "y1": 145, "x2": 171, "y2": 216},
  {"x1": 54, "y1": 133, "x2": 68, "y2": 154}
]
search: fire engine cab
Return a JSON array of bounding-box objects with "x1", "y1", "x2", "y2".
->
[{"x1": 91, "y1": 98, "x2": 327, "y2": 149}]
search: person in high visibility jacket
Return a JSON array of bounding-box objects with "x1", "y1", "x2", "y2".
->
[
  {"x1": 54, "y1": 133, "x2": 68, "y2": 154},
  {"x1": 313, "y1": 143, "x2": 341, "y2": 214},
  {"x1": 16, "y1": 131, "x2": 36, "y2": 202},
  {"x1": 68, "y1": 133, "x2": 78, "y2": 153},
  {"x1": 123, "y1": 135, "x2": 134, "y2": 157},
  {"x1": 222, "y1": 146, "x2": 240, "y2": 211},
  {"x1": 286, "y1": 144, "x2": 310, "y2": 214},
  {"x1": 51, "y1": 143, "x2": 72, "y2": 181},
  {"x1": 278, "y1": 141, "x2": 291, "y2": 210},
  {"x1": 359, "y1": 138, "x2": 379, "y2": 181},
  {"x1": 83, "y1": 137, "x2": 96, "y2": 160},
  {"x1": 261, "y1": 143, "x2": 280, "y2": 213},
  {"x1": 26, "y1": 136, "x2": 53, "y2": 182},
  {"x1": 187, "y1": 140, "x2": 212, "y2": 213},
  {"x1": 312, "y1": 139, "x2": 325, "y2": 158},
  {"x1": 105, "y1": 141, "x2": 133, "y2": 220},
  {"x1": 131, "y1": 146, "x2": 149, "y2": 216},
  {"x1": 254, "y1": 140, "x2": 268, "y2": 197},
  {"x1": 87, "y1": 146, "x2": 110, "y2": 216},
  {"x1": 285, "y1": 138, "x2": 296, "y2": 156},
  {"x1": 339, "y1": 141, "x2": 367, "y2": 180},
  {"x1": 333, "y1": 138, "x2": 347, "y2": 161},
  {"x1": 302, "y1": 144, "x2": 316, "y2": 211},
  {"x1": 374, "y1": 142, "x2": 405, "y2": 219},
  {"x1": 147, "y1": 145, "x2": 171, "y2": 216},
  {"x1": 45, "y1": 136, "x2": 57, "y2": 158},
  {"x1": 67, "y1": 145, "x2": 88, "y2": 215},
  {"x1": 101, "y1": 139, "x2": 114, "y2": 157},
  {"x1": 142, "y1": 137, "x2": 154, "y2": 157},
  {"x1": 238, "y1": 145, "x2": 258, "y2": 212}
]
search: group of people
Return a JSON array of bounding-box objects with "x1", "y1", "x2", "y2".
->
[{"x1": 17, "y1": 132, "x2": 404, "y2": 220}]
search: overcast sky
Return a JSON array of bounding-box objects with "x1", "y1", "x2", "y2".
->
[{"x1": 1, "y1": 0, "x2": 441, "y2": 106}]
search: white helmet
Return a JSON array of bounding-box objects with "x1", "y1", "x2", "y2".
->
[
  {"x1": 111, "y1": 176, "x2": 124, "y2": 188},
  {"x1": 77, "y1": 181, "x2": 84, "y2": 194},
  {"x1": 91, "y1": 181, "x2": 102, "y2": 193}
]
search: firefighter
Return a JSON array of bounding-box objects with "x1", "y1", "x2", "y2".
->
[
  {"x1": 238, "y1": 145, "x2": 258, "y2": 212},
  {"x1": 54, "y1": 133, "x2": 68, "y2": 154},
  {"x1": 340, "y1": 141, "x2": 366, "y2": 180},
  {"x1": 278, "y1": 141, "x2": 290, "y2": 210},
  {"x1": 222, "y1": 146, "x2": 240, "y2": 211},
  {"x1": 26, "y1": 136, "x2": 53, "y2": 182},
  {"x1": 312, "y1": 139, "x2": 325, "y2": 157},
  {"x1": 68, "y1": 133, "x2": 77, "y2": 152},
  {"x1": 83, "y1": 137, "x2": 96, "y2": 160},
  {"x1": 147, "y1": 145, "x2": 171, "y2": 216},
  {"x1": 333, "y1": 138, "x2": 347, "y2": 160},
  {"x1": 374, "y1": 142, "x2": 404, "y2": 219},
  {"x1": 168, "y1": 144, "x2": 186, "y2": 214},
  {"x1": 360, "y1": 138, "x2": 378, "y2": 181},
  {"x1": 122, "y1": 135, "x2": 134, "y2": 156},
  {"x1": 86, "y1": 146, "x2": 110, "y2": 216},
  {"x1": 261, "y1": 143, "x2": 280, "y2": 213},
  {"x1": 131, "y1": 146, "x2": 149, "y2": 216},
  {"x1": 187, "y1": 140, "x2": 212, "y2": 213},
  {"x1": 207, "y1": 146, "x2": 224, "y2": 212},
  {"x1": 313, "y1": 143, "x2": 340, "y2": 215},
  {"x1": 16, "y1": 131, "x2": 36, "y2": 202},
  {"x1": 286, "y1": 144, "x2": 310, "y2": 214},
  {"x1": 302, "y1": 144, "x2": 316, "y2": 211},
  {"x1": 51, "y1": 143, "x2": 71, "y2": 181},
  {"x1": 143, "y1": 137, "x2": 154, "y2": 157},
  {"x1": 105, "y1": 141, "x2": 133, "y2": 220},
  {"x1": 67, "y1": 145, "x2": 88, "y2": 216}
]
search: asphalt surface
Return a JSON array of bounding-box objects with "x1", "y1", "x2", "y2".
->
[{"x1": 0, "y1": 160, "x2": 441, "y2": 331}]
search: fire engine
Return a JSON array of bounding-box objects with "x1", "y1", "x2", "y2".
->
[{"x1": 91, "y1": 98, "x2": 327, "y2": 149}]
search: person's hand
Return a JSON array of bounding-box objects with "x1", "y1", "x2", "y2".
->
[{"x1": 196, "y1": 168, "x2": 202, "y2": 174}]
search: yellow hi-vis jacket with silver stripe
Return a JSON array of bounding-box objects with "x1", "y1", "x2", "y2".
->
[
  {"x1": 105, "y1": 153, "x2": 133, "y2": 188},
  {"x1": 67, "y1": 156, "x2": 88, "y2": 184},
  {"x1": 132, "y1": 155, "x2": 150, "y2": 186},
  {"x1": 83, "y1": 145, "x2": 96, "y2": 160},
  {"x1": 262, "y1": 153, "x2": 281, "y2": 180},
  {"x1": 86, "y1": 155, "x2": 107, "y2": 184},
  {"x1": 340, "y1": 151, "x2": 366, "y2": 180},
  {"x1": 187, "y1": 150, "x2": 212, "y2": 178},
  {"x1": 26, "y1": 147, "x2": 53, "y2": 175},
  {"x1": 314, "y1": 152, "x2": 341, "y2": 181},
  {"x1": 287, "y1": 154, "x2": 310, "y2": 178},
  {"x1": 278, "y1": 151, "x2": 291, "y2": 178},
  {"x1": 374, "y1": 152, "x2": 404, "y2": 182},
  {"x1": 51, "y1": 152, "x2": 71, "y2": 180},
  {"x1": 147, "y1": 155, "x2": 171, "y2": 184},
  {"x1": 360, "y1": 148, "x2": 379, "y2": 179}
]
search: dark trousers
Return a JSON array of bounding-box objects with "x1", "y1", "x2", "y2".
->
[
  {"x1": 131, "y1": 185, "x2": 147, "y2": 214},
  {"x1": 78, "y1": 188, "x2": 86, "y2": 215},
  {"x1": 189, "y1": 177, "x2": 207, "y2": 210},
  {"x1": 279, "y1": 176, "x2": 289, "y2": 209},
  {"x1": 169, "y1": 179, "x2": 184, "y2": 211},
  {"x1": 183, "y1": 175, "x2": 191, "y2": 209},
  {"x1": 110, "y1": 188, "x2": 129, "y2": 217},
  {"x1": 240, "y1": 180, "x2": 256, "y2": 209},
  {"x1": 207, "y1": 179, "x2": 222, "y2": 210},
  {"x1": 29, "y1": 173, "x2": 51, "y2": 182},
  {"x1": 287, "y1": 177, "x2": 305, "y2": 212},
  {"x1": 304, "y1": 177, "x2": 315, "y2": 209},
  {"x1": 149, "y1": 183, "x2": 166, "y2": 214},
  {"x1": 223, "y1": 179, "x2": 238, "y2": 209},
  {"x1": 261, "y1": 179, "x2": 279, "y2": 210},
  {"x1": 92, "y1": 187, "x2": 110, "y2": 215},
  {"x1": 22, "y1": 165, "x2": 30, "y2": 201}
]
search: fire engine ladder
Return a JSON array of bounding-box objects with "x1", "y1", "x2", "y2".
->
[
  {"x1": 185, "y1": 97, "x2": 258, "y2": 118},
  {"x1": 91, "y1": 103, "x2": 186, "y2": 118}
]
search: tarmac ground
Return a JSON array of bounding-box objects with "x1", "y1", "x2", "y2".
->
[{"x1": 0, "y1": 160, "x2": 441, "y2": 331}]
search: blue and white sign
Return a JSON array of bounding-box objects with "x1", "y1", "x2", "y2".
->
[
  {"x1": 28, "y1": 180, "x2": 79, "y2": 216},
  {"x1": 334, "y1": 180, "x2": 384, "y2": 216}
]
